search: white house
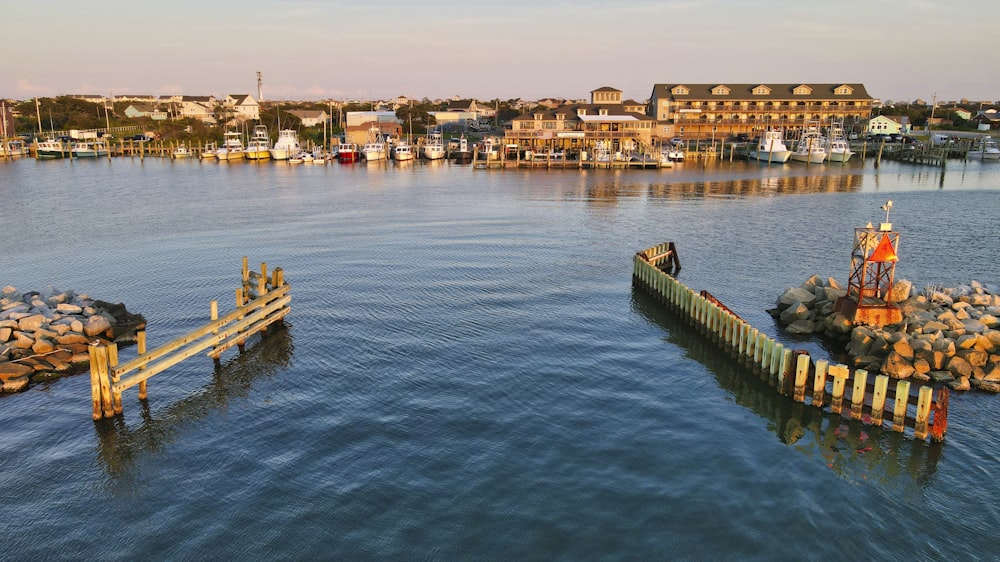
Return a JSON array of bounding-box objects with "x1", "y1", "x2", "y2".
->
[
  {"x1": 223, "y1": 94, "x2": 259, "y2": 121},
  {"x1": 287, "y1": 109, "x2": 329, "y2": 127}
]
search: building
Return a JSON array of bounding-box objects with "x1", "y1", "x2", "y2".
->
[
  {"x1": 505, "y1": 87, "x2": 656, "y2": 154},
  {"x1": 343, "y1": 111, "x2": 401, "y2": 145},
  {"x1": 223, "y1": 94, "x2": 259, "y2": 121},
  {"x1": 648, "y1": 83, "x2": 874, "y2": 140},
  {"x1": 867, "y1": 115, "x2": 910, "y2": 135},
  {"x1": 973, "y1": 110, "x2": 1000, "y2": 131},
  {"x1": 287, "y1": 109, "x2": 329, "y2": 128}
]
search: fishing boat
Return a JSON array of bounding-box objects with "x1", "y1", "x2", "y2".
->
[
  {"x1": 790, "y1": 124, "x2": 827, "y2": 164},
  {"x1": 450, "y1": 135, "x2": 472, "y2": 163},
  {"x1": 35, "y1": 137, "x2": 68, "y2": 159},
  {"x1": 200, "y1": 141, "x2": 217, "y2": 159},
  {"x1": 269, "y1": 129, "x2": 300, "y2": 161},
  {"x1": 362, "y1": 127, "x2": 387, "y2": 161},
  {"x1": 393, "y1": 140, "x2": 415, "y2": 162},
  {"x1": 244, "y1": 124, "x2": 271, "y2": 160},
  {"x1": 216, "y1": 131, "x2": 245, "y2": 161},
  {"x1": 0, "y1": 139, "x2": 29, "y2": 158},
  {"x1": 747, "y1": 129, "x2": 791, "y2": 163},
  {"x1": 311, "y1": 147, "x2": 327, "y2": 164},
  {"x1": 422, "y1": 128, "x2": 446, "y2": 160},
  {"x1": 476, "y1": 137, "x2": 500, "y2": 162},
  {"x1": 968, "y1": 136, "x2": 1000, "y2": 160},
  {"x1": 825, "y1": 121, "x2": 854, "y2": 163},
  {"x1": 336, "y1": 143, "x2": 360, "y2": 163},
  {"x1": 171, "y1": 143, "x2": 193, "y2": 159},
  {"x1": 71, "y1": 140, "x2": 109, "y2": 158}
]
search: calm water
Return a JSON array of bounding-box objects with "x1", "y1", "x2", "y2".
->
[{"x1": 1, "y1": 155, "x2": 999, "y2": 560}]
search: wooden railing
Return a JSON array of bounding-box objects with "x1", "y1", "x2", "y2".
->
[
  {"x1": 633, "y1": 243, "x2": 948, "y2": 442},
  {"x1": 88, "y1": 258, "x2": 290, "y2": 420}
]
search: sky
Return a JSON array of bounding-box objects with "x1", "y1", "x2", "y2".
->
[{"x1": 3, "y1": 0, "x2": 995, "y2": 104}]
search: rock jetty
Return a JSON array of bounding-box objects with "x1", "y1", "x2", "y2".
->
[
  {"x1": 0, "y1": 286, "x2": 145, "y2": 393},
  {"x1": 771, "y1": 276, "x2": 1000, "y2": 393}
]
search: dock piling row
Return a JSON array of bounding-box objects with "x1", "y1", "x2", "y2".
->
[{"x1": 633, "y1": 243, "x2": 948, "y2": 441}]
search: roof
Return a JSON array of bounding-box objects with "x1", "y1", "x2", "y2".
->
[
  {"x1": 512, "y1": 103, "x2": 654, "y2": 123},
  {"x1": 288, "y1": 109, "x2": 326, "y2": 119},
  {"x1": 651, "y1": 83, "x2": 873, "y2": 101}
]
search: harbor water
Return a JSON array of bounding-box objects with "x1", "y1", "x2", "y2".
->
[{"x1": 1, "y1": 156, "x2": 999, "y2": 560}]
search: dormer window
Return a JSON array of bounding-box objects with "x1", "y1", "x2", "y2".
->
[
  {"x1": 671, "y1": 85, "x2": 689, "y2": 95},
  {"x1": 752, "y1": 85, "x2": 771, "y2": 95},
  {"x1": 835, "y1": 85, "x2": 854, "y2": 95},
  {"x1": 711, "y1": 85, "x2": 730, "y2": 96},
  {"x1": 534, "y1": 114, "x2": 543, "y2": 121},
  {"x1": 793, "y1": 85, "x2": 812, "y2": 95}
]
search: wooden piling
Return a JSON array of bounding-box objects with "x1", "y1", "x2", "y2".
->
[
  {"x1": 871, "y1": 374, "x2": 889, "y2": 426},
  {"x1": 850, "y1": 369, "x2": 868, "y2": 420},
  {"x1": 893, "y1": 380, "x2": 911, "y2": 432},
  {"x1": 829, "y1": 364, "x2": 849, "y2": 414},
  {"x1": 137, "y1": 330, "x2": 148, "y2": 400}
]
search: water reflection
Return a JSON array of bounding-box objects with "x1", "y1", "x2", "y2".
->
[
  {"x1": 93, "y1": 325, "x2": 294, "y2": 483},
  {"x1": 630, "y1": 287, "x2": 941, "y2": 488}
]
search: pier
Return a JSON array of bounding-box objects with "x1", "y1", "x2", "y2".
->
[
  {"x1": 88, "y1": 258, "x2": 290, "y2": 420},
  {"x1": 632, "y1": 242, "x2": 948, "y2": 442}
]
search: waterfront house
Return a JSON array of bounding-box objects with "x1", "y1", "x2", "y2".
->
[
  {"x1": 505, "y1": 86, "x2": 656, "y2": 154},
  {"x1": 344, "y1": 111, "x2": 401, "y2": 145},
  {"x1": 649, "y1": 83, "x2": 874, "y2": 141},
  {"x1": 287, "y1": 110, "x2": 329, "y2": 128},
  {"x1": 953, "y1": 108, "x2": 972, "y2": 121},
  {"x1": 123, "y1": 103, "x2": 168, "y2": 121},
  {"x1": 867, "y1": 115, "x2": 910, "y2": 135},
  {"x1": 223, "y1": 94, "x2": 260, "y2": 122},
  {"x1": 973, "y1": 110, "x2": 1000, "y2": 131}
]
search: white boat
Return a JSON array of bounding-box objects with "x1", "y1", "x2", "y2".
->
[
  {"x1": 244, "y1": 124, "x2": 271, "y2": 160},
  {"x1": 269, "y1": 129, "x2": 300, "y2": 161},
  {"x1": 422, "y1": 129, "x2": 446, "y2": 160},
  {"x1": 311, "y1": 147, "x2": 327, "y2": 164},
  {"x1": 289, "y1": 150, "x2": 312, "y2": 164},
  {"x1": 790, "y1": 125, "x2": 827, "y2": 164},
  {"x1": 200, "y1": 141, "x2": 217, "y2": 159},
  {"x1": 968, "y1": 136, "x2": 1000, "y2": 160},
  {"x1": 747, "y1": 129, "x2": 791, "y2": 163},
  {"x1": 393, "y1": 141, "x2": 415, "y2": 161},
  {"x1": 0, "y1": 139, "x2": 29, "y2": 158},
  {"x1": 825, "y1": 123, "x2": 854, "y2": 163},
  {"x1": 362, "y1": 127, "x2": 387, "y2": 161},
  {"x1": 476, "y1": 137, "x2": 500, "y2": 162},
  {"x1": 72, "y1": 140, "x2": 109, "y2": 158},
  {"x1": 171, "y1": 143, "x2": 193, "y2": 159},
  {"x1": 216, "y1": 131, "x2": 245, "y2": 161},
  {"x1": 35, "y1": 137, "x2": 68, "y2": 159},
  {"x1": 592, "y1": 140, "x2": 612, "y2": 163}
]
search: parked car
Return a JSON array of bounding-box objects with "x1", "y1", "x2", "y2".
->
[{"x1": 129, "y1": 134, "x2": 153, "y2": 142}]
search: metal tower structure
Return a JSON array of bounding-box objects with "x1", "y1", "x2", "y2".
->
[
  {"x1": 257, "y1": 71, "x2": 264, "y2": 102},
  {"x1": 834, "y1": 200, "x2": 902, "y2": 326}
]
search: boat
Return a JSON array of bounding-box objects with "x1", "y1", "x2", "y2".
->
[
  {"x1": 661, "y1": 139, "x2": 685, "y2": 162},
  {"x1": 790, "y1": 124, "x2": 827, "y2": 164},
  {"x1": 362, "y1": 127, "x2": 387, "y2": 161},
  {"x1": 71, "y1": 140, "x2": 109, "y2": 158},
  {"x1": 171, "y1": 143, "x2": 193, "y2": 159},
  {"x1": 747, "y1": 129, "x2": 791, "y2": 163},
  {"x1": 35, "y1": 137, "x2": 68, "y2": 159},
  {"x1": 216, "y1": 131, "x2": 245, "y2": 161},
  {"x1": 244, "y1": 124, "x2": 271, "y2": 160},
  {"x1": 968, "y1": 136, "x2": 1000, "y2": 160},
  {"x1": 0, "y1": 139, "x2": 29, "y2": 158},
  {"x1": 450, "y1": 135, "x2": 472, "y2": 163},
  {"x1": 311, "y1": 147, "x2": 327, "y2": 164},
  {"x1": 476, "y1": 137, "x2": 500, "y2": 162},
  {"x1": 393, "y1": 140, "x2": 415, "y2": 162},
  {"x1": 422, "y1": 129, "x2": 446, "y2": 160},
  {"x1": 270, "y1": 129, "x2": 300, "y2": 161},
  {"x1": 336, "y1": 143, "x2": 360, "y2": 163},
  {"x1": 825, "y1": 121, "x2": 854, "y2": 163},
  {"x1": 200, "y1": 141, "x2": 217, "y2": 159}
]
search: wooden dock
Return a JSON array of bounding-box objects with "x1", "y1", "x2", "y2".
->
[
  {"x1": 88, "y1": 258, "x2": 290, "y2": 420},
  {"x1": 633, "y1": 243, "x2": 948, "y2": 442}
]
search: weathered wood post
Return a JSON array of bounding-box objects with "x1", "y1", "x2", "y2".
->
[
  {"x1": 892, "y1": 380, "x2": 911, "y2": 433},
  {"x1": 137, "y1": 330, "x2": 148, "y2": 400},
  {"x1": 828, "y1": 364, "x2": 849, "y2": 414},
  {"x1": 871, "y1": 374, "x2": 889, "y2": 426},
  {"x1": 812, "y1": 359, "x2": 828, "y2": 406},
  {"x1": 850, "y1": 369, "x2": 868, "y2": 420}
]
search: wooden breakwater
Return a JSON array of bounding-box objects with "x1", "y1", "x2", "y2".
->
[
  {"x1": 88, "y1": 258, "x2": 290, "y2": 420},
  {"x1": 632, "y1": 242, "x2": 948, "y2": 442}
]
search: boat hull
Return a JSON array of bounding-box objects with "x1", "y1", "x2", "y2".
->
[
  {"x1": 827, "y1": 151, "x2": 853, "y2": 163},
  {"x1": 748, "y1": 150, "x2": 791, "y2": 163},
  {"x1": 790, "y1": 151, "x2": 827, "y2": 164},
  {"x1": 337, "y1": 151, "x2": 360, "y2": 163}
]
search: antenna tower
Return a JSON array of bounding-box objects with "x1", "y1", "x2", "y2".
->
[{"x1": 257, "y1": 71, "x2": 264, "y2": 101}]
